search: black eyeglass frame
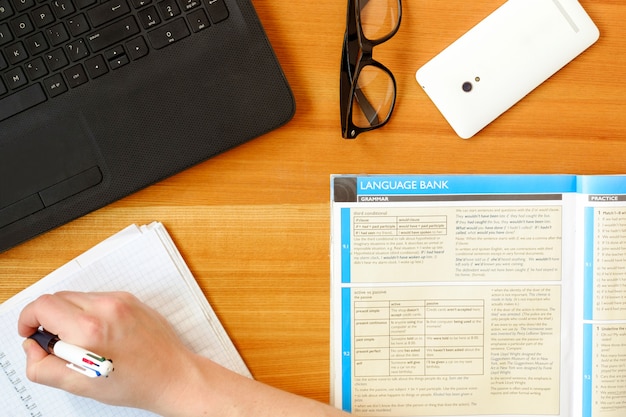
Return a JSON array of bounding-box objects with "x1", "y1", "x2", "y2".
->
[{"x1": 340, "y1": 0, "x2": 402, "y2": 139}]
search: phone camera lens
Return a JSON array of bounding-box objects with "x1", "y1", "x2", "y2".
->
[{"x1": 462, "y1": 81, "x2": 473, "y2": 92}]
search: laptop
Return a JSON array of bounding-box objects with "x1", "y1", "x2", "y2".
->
[{"x1": 0, "y1": 0, "x2": 295, "y2": 252}]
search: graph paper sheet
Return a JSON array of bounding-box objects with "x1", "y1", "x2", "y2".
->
[{"x1": 0, "y1": 222, "x2": 250, "y2": 416}]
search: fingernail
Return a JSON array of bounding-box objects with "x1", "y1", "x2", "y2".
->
[{"x1": 22, "y1": 338, "x2": 35, "y2": 355}]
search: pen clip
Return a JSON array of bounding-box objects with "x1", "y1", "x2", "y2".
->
[{"x1": 66, "y1": 363, "x2": 102, "y2": 378}]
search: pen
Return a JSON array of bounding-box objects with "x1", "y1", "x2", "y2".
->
[{"x1": 29, "y1": 329, "x2": 114, "y2": 378}]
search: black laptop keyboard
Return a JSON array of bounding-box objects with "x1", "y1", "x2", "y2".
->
[{"x1": 0, "y1": 0, "x2": 229, "y2": 122}]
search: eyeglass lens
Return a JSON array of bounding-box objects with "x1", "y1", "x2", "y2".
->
[
  {"x1": 358, "y1": 0, "x2": 400, "y2": 42},
  {"x1": 351, "y1": 66, "x2": 395, "y2": 128},
  {"x1": 350, "y1": 0, "x2": 399, "y2": 130}
]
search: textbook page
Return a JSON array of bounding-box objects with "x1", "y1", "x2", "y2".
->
[
  {"x1": 330, "y1": 175, "x2": 579, "y2": 417},
  {"x1": 577, "y1": 176, "x2": 626, "y2": 417},
  {"x1": 0, "y1": 222, "x2": 250, "y2": 417}
]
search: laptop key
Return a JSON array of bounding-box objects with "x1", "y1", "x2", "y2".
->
[
  {"x1": 75, "y1": 0, "x2": 97, "y2": 9},
  {"x1": 85, "y1": 54, "x2": 108, "y2": 78},
  {"x1": 179, "y1": 0, "x2": 200, "y2": 11},
  {"x1": 24, "y1": 56, "x2": 49, "y2": 79},
  {"x1": 42, "y1": 72, "x2": 67, "y2": 97},
  {"x1": 31, "y1": 4, "x2": 56, "y2": 28},
  {"x1": 157, "y1": 0, "x2": 180, "y2": 20},
  {"x1": 109, "y1": 54, "x2": 129, "y2": 69},
  {"x1": 126, "y1": 36, "x2": 149, "y2": 60},
  {"x1": 46, "y1": 22, "x2": 70, "y2": 46},
  {"x1": 130, "y1": 0, "x2": 151, "y2": 9},
  {"x1": 0, "y1": 83, "x2": 46, "y2": 122},
  {"x1": 0, "y1": 0, "x2": 14, "y2": 20},
  {"x1": 14, "y1": 0, "x2": 35, "y2": 12},
  {"x1": 67, "y1": 13, "x2": 91, "y2": 36},
  {"x1": 137, "y1": 6, "x2": 160, "y2": 29},
  {"x1": 51, "y1": 0, "x2": 75, "y2": 18},
  {"x1": 25, "y1": 31, "x2": 49, "y2": 55},
  {"x1": 10, "y1": 14, "x2": 35, "y2": 37},
  {"x1": 64, "y1": 63, "x2": 88, "y2": 88},
  {"x1": 205, "y1": 0, "x2": 228, "y2": 23},
  {"x1": 147, "y1": 18, "x2": 189, "y2": 49},
  {"x1": 87, "y1": 15, "x2": 139, "y2": 52},
  {"x1": 0, "y1": 50, "x2": 6, "y2": 70},
  {"x1": 4, "y1": 66, "x2": 27, "y2": 89},
  {"x1": 0, "y1": 23, "x2": 13, "y2": 47},
  {"x1": 5, "y1": 41, "x2": 28, "y2": 65},
  {"x1": 66, "y1": 38, "x2": 89, "y2": 61},
  {"x1": 87, "y1": 0, "x2": 130, "y2": 27},
  {"x1": 45, "y1": 47, "x2": 69, "y2": 70},
  {"x1": 187, "y1": 8, "x2": 209, "y2": 32}
]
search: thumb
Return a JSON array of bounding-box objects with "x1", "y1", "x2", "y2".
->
[
  {"x1": 22, "y1": 338, "x2": 117, "y2": 402},
  {"x1": 22, "y1": 338, "x2": 76, "y2": 389}
]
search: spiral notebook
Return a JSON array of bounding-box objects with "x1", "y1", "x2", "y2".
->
[{"x1": 0, "y1": 222, "x2": 250, "y2": 416}]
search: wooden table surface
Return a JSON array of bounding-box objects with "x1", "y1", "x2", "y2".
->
[{"x1": 1, "y1": 0, "x2": 625, "y2": 404}]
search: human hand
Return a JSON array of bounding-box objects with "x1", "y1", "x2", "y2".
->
[
  {"x1": 19, "y1": 291, "x2": 351, "y2": 417},
  {"x1": 18, "y1": 291, "x2": 197, "y2": 413}
]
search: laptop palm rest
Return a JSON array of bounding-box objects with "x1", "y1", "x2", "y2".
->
[{"x1": 0, "y1": 116, "x2": 102, "y2": 228}]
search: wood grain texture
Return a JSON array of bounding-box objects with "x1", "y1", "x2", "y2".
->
[{"x1": 1, "y1": 0, "x2": 625, "y2": 404}]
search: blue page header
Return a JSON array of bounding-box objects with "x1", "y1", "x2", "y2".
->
[
  {"x1": 356, "y1": 175, "x2": 578, "y2": 196},
  {"x1": 578, "y1": 175, "x2": 626, "y2": 194}
]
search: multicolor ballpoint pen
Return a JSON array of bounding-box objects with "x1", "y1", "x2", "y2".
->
[{"x1": 29, "y1": 328, "x2": 114, "y2": 378}]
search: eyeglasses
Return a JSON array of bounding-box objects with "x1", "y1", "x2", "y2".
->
[{"x1": 340, "y1": 0, "x2": 402, "y2": 139}]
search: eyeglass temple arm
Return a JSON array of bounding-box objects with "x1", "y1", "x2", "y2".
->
[{"x1": 354, "y1": 86, "x2": 380, "y2": 125}]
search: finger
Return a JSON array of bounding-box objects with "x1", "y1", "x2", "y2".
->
[
  {"x1": 23, "y1": 338, "x2": 106, "y2": 398},
  {"x1": 22, "y1": 338, "x2": 72, "y2": 384},
  {"x1": 51, "y1": 291, "x2": 139, "y2": 344},
  {"x1": 53, "y1": 290, "x2": 112, "y2": 308},
  {"x1": 18, "y1": 293, "x2": 84, "y2": 338}
]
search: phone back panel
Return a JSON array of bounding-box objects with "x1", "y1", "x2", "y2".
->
[{"x1": 416, "y1": 0, "x2": 600, "y2": 139}]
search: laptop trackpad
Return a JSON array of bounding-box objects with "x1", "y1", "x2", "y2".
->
[{"x1": 0, "y1": 115, "x2": 103, "y2": 226}]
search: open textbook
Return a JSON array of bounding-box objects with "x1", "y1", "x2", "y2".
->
[
  {"x1": 330, "y1": 175, "x2": 626, "y2": 417},
  {"x1": 0, "y1": 222, "x2": 250, "y2": 416}
]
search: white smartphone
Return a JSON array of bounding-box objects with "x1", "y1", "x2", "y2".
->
[{"x1": 415, "y1": 0, "x2": 600, "y2": 139}]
